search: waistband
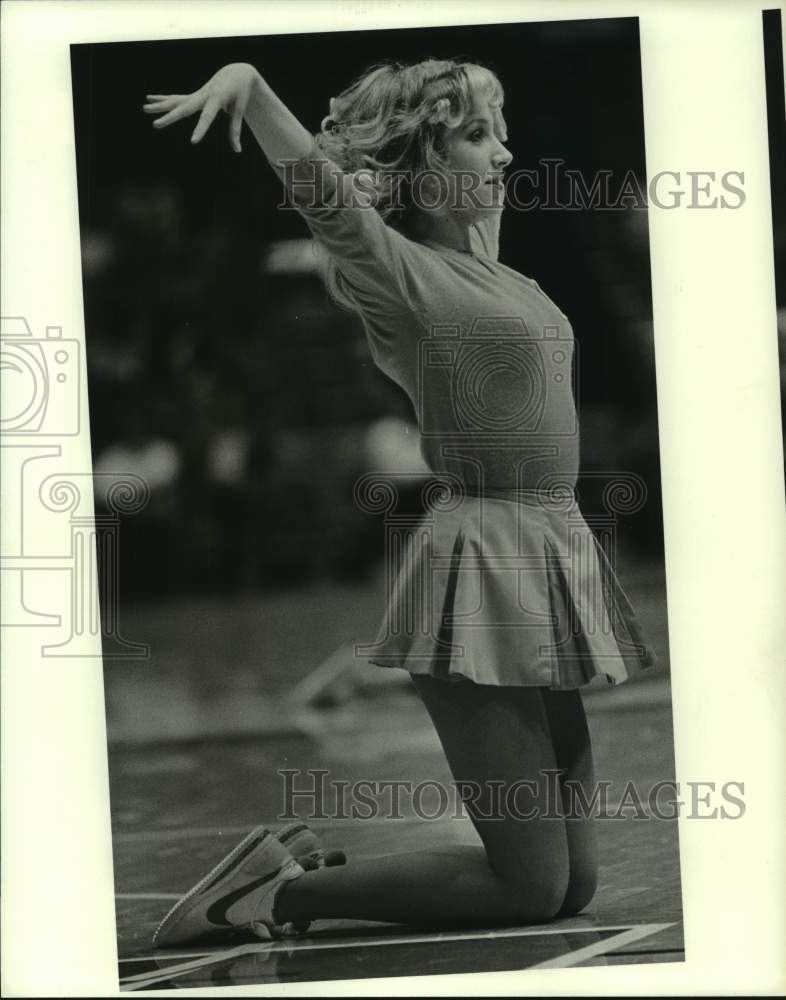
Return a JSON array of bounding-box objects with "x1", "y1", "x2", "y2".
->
[{"x1": 448, "y1": 484, "x2": 578, "y2": 511}]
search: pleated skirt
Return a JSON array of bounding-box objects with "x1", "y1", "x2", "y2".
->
[{"x1": 363, "y1": 486, "x2": 657, "y2": 689}]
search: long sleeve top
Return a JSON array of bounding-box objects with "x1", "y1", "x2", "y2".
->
[{"x1": 273, "y1": 142, "x2": 579, "y2": 493}]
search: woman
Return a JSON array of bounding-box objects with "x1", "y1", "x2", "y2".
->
[{"x1": 143, "y1": 58, "x2": 654, "y2": 946}]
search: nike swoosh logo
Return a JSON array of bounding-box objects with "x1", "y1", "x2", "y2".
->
[{"x1": 205, "y1": 869, "x2": 280, "y2": 926}]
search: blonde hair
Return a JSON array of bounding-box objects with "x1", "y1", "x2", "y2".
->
[{"x1": 312, "y1": 58, "x2": 505, "y2": 310}]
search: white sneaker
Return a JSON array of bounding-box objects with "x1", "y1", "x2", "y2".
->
[{"x1": 153, "y1": 826, "x2": 304, "y2": 947}]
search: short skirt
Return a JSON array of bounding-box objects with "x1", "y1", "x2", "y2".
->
[{"x1": 362, "y1": 486, "x2": 657, "y2": 690}]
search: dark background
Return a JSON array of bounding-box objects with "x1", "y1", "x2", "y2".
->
[
  {"x1": 71, "y1": 17, "x2": 662, "y2": 604},
  {"x1": 764, "y1": 9, "x2": 786, "y2": 456}
]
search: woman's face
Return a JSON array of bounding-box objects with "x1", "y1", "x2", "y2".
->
[{"x1": 440, "y1": 94, "x2": 513, "y2": 220}]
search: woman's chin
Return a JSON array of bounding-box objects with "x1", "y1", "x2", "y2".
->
[{"x1": 462, "y1": 201, "x2": 504, "y2": 223}]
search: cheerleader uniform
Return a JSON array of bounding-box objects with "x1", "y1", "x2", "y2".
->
[{"x1": 274, "y1": 143, "x2": 657, "y2": 690}]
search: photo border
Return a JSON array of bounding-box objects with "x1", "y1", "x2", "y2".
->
[{"x1": 2, "y1": 1, "x2": 784, "y2": 996}]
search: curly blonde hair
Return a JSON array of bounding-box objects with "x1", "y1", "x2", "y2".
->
[{"x1": 312, "y1": 58, "x2": 505, "y2": 308}]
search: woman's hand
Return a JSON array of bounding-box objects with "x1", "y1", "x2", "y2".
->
[{"x1": 143, "y1": 63, "x2": 260, "y2": 152}]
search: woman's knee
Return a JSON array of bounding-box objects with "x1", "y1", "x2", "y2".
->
[
  {"x1": 559, "y1": 824, "x2": 598, "y2": 915},
  {"x1": 505, "y1": 866, "x2": 571, "y2": 922},
  {"x1": 497, "y1": 850, "x2": 596, "y2": 921},
  {"x1": 488, "y1": 835, "x2": 571, "y2": 922},
  {"x1": 558, "y1": 865, "x2": 598, "y2": 916}
]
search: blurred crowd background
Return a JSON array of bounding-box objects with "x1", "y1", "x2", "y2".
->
[{"x1": 72, "y1": 17, "x2": 672, "y2": 613}]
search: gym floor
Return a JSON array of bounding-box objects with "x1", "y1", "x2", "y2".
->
[{"x1": 110, "y1": 678, "x2": 683, "y2": 990}]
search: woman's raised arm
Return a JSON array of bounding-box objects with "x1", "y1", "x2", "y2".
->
[
  {"x1": 143, "y1": 63, "x2": 313, "y2": 164},
  {"x1": 144, "y1": 63, "x2": 418, "y2": 314}
]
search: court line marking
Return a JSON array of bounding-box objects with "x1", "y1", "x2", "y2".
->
[
  {"x1": 115, "y1": 855, "x2": 427, "y2": 899},
  {"x1": 114, "y1": 885, "x2": 666, "y2": 904},
  {"x1": 116, "y1": 854, "x2": 423, "y2": 900},
  {"x1": 120, "y1": 946, "x2": 274, "y2": 990},
  {"x1": 529, "y1": 923, "x2": 675, "y2": 969},
  {"x1": 118, "y1": 923, "x2": 670, "y2": 989},
  {"x1": 114, "y1": 818, "x2": 433, "y2": 842},
  {"x1": 117, "y1": 893, "x2": 181, "y2": 901},
  {"x1": 113, "y1": 803, "x2": 669, "y2": 843},
  {"x1": 120, "y1": 951, "x2": 216, "y2": 963},
  {"x1": 119, "y1": 923, "x2": 638, "y2": 962}
]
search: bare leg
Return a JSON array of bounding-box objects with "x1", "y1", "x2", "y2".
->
[
  {"x1": 540, "y1": 688, "x2": 598, "y2": 915},
  {"x1": 275, "y1": 677, "x2": 570, "y2": 927}
]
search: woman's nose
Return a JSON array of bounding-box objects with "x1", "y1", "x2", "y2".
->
[{"x1": 493, "y1": 142, "x2": 513, "y2": 169}]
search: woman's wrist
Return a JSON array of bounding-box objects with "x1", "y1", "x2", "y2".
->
[
  {"x1": 242, "y1": 69, "x2": 315, "y2": 164},
  {"x1": 247, "y1": 67, "x2": 270, "y2": 104}
]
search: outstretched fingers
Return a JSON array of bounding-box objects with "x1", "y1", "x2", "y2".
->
[
  {"x1": 189, "y1": 98, "x2": 222, "y2": 144},
  {"x1": 144, "y1": 93, "x2": 204, "y2": 129},
  {"x1": 229, "y1": 98, "x2": 246, "y2": 153},
  {"x1": 144, "y1": 83, "x2": 244, "y2": 149},
  {"x1": 142, "y1": 95, "x2": 186, "y2": 115}
]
